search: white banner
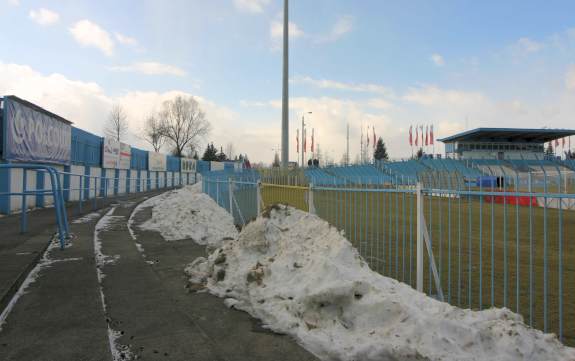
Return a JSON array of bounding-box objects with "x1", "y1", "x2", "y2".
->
[
  {"x1": 118, "y1": 142, "x2": 131, "y2": 170},
  {"x1": 148, "y1": 151, "x2": 166, "y2": 171},
  {"x1": 210, "y1": 161, "x2": 224, "y2": 171},
  {"x1": 181, "y1": 158, "x2": 196, "y2": 173},
  {"x1": 102, "y1": 138, "x2": 120, "y2": 168}
]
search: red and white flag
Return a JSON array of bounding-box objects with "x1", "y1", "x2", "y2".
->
[
  {"x1": 409, "y1": 125, "x2": 413, "y2": 146},
  {"x1": 311, "y1": 128, "x2": 315, "y2": 153},
  {"x1": 415, "y1": 126, "x2": 419, "y2": 146},
  {"x1": 373, "y1": 126, "x2": 376, "y2": 149},
  {"x1": 430, "y1": 125, "x2": 434, "y2": 145},
  {"x1": 425, "y1": 125, "x2": 429, "y2": 146},
  {"x1": 296, "y1": 129, "x2": 299, "y2": 153}
]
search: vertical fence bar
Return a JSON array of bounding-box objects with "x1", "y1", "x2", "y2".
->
[
  {"x1": 20, "y1": 170, "x2": 28, "y2": 234},
  {"x1": 515, "y1": 173, "x2": 520, "y2": 314},
  {"x1": 416, "y1": 182, "x2": 423, "y2": 293},
  {"x1": 228, "y1": 178, "x2": 233, "y2": 218},
  {"x1": 528, "y1": 172, "x2": 533, "y2": 327},
  {"x1": 503, "y1": 175, "x2": 508, "y2": 308},
  {"x1": 479, "y1": 177, "x2": 483, "y2": 310},
  {"x1": 256, "y1": 181, "x2": 261, "y2": 216},
  {"x1": 309, "y1": 183, "x2": 315, "y2": 215},
  {"x1": 543, "y1": 171, "x2": 548, "y2": 332},
  {"x1": 558, "y1": 181, "x2": 563, "y2": 341},
  {"x1": 491, "y1": 174, "x2": 495, "y2": 307},
  {"x1": 468, "y1": 176, "x2": 472, "y2": 308}
]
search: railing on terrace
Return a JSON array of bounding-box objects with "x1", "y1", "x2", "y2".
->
[
  {"x1": 0, "y1": 166, "x2": 198, "y2": 248},
  {"x1": 203, "y1": 168, "x2": 575, "y2": 346}
]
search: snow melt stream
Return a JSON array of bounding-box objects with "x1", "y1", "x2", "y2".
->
[{"x1": 186, "y1": 205, "x2": 575, "y2": 361}]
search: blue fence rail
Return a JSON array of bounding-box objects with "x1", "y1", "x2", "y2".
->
[
  {"x1": 0, "y1": 164, "x2": 70, "y2": 248},
  {"x1": 203, "y1": 169, "x2": 575, "y2": 346},
  {"x1": 1, "y1": 165, "x2": 198, "y2": 248}
]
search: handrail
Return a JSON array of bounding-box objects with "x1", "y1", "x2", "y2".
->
[
  {"x1": 0, "y1": 166, "x2": 197, "y2": 249},
  {"x1": 0, "y1": 164, "x2": 69, "y2": 249}
]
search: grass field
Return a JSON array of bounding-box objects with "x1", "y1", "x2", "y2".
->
[{"x1": 260, "y1": 184, "x2": 575, "y2": 345}]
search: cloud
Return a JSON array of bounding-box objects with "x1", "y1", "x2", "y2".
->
[
  {"x1": 114, "y1": 32, "x2": 138, "y2": 47},
  {"x1": 69, "y1": 20, "x2": 114, "y2": 56},
  {"x1": 233, "y1": 0, "x2": 270, "y2": 13},
  {"x1": 109, "y1": 62, "x2": 187, "y2": 76},
  {"x1": 430, "y1": 53, "x2": 445, "y2": 67},
  {"x1": 8, "y1": 0, "x2": 19, "y2": 6},
  {"x1": 403, "y1": 85, "x2": 486, "y2": 107},
  {"x1": 566, "y1": 65, "x2": 575, "y2": 91},
  {"x1": 29, "y1": 8, "x2": 60, "y2": 26},
  {"x1": 0, "y1": 61, "x2": 268, "y2": 161},
  {"x1": 514, "y1": 37, "x2": 544, "y2": 54},
  {"x1": 270, "y1": 20, "x2": 304, "y2": 40},
  {"x1": 315, "y1": 16, "x2": 354, "y2": 43},
  {"x1": 292, "y1": 76, "x2": 393, "y2": 96}
]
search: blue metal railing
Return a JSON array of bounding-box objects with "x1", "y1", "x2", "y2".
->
[
  {"x1": 0, "y1": 164, "x2": 70, "y2": 248},
  {"x1": 1, "y1": 166, "x2": 198, "y2": 248}
]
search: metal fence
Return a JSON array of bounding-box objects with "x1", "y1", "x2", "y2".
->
[
  {"x1": 203, "y1": 170, "x2": 575, "y2": 345},
  {"x1": 1, "y1": 165, "x2": 198, "y2": 248}
]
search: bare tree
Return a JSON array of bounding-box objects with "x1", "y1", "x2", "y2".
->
[
  {"x1": 141, "y1": 113, "x2": 166, "y2": 152},
  {"x1": 104, "y1": 104, "x2": 129, "y2": 142},
  {"x1": 158, "y1": 96, "x2": 210, "y2": 157}
]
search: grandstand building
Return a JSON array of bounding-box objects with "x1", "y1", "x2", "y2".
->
[{"x1": 438, "y1": 128, "x2": 575, "y2": 160}]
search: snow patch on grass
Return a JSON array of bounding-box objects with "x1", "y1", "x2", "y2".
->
[{"x1": 186, "y1": 205, "x2": 575, "y2": 361}]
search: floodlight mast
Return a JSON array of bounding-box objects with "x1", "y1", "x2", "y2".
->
[{"x1": 281, "y1": 0, "x2": 289, "y2": 168}]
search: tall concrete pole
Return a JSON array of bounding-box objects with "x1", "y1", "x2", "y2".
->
[{"x1": 281, "y1": 0, "x2": 289, "y2": 168}]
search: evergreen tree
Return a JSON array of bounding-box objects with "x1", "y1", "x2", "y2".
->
[
  {"x1": 373, "y1": 137, "x2": 389, "y2": 161},
  {"x1": 217, "y1": 146, "x2": 227, "y2": 161},
  {"x1": 201, "y1": 143, "x2": 218, "y2": 161},
  {"x1": 192, "y1": 152, "x2": 199, "y2": 160}
]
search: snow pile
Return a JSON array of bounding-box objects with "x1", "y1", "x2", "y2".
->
[
  {"x1": 138, "y1": 184, "x2": 238, "y2": 246},
  {"x1": 186, "y1": 205, "x2": 575, "y2": 361}
]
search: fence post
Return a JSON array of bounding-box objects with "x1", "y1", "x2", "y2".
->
[
  {"x1": 256, "y1": 180, "x2": 262, "y2": 216},
  {"x1": 20, "y1": 170, "x2": 28, "y2": 234},
  {"x1": 228, "y1": 177, "x2": 234, "y2": 218},
  {"x1": 309, "y1": 183, "x2": 316, "y2": 215},
  {"x1": 416, "y1": 182, "x2": 423, "y2": 293}
]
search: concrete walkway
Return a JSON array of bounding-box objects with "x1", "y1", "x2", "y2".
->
[{"x1": 0, "y1": 190, "x2": 318, "y2": 360}]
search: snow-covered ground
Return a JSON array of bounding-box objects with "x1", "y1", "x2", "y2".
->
[
  {"x1": 136, "y1": 183, "x2": 238, "y2": 246},
  {"x1": 186, "y1": 205, "x2": 575, "y2": 361}
]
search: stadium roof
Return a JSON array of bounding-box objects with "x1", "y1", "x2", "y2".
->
[{"x1": 438, "y1": 128, "x2": 575, "y2": 143}]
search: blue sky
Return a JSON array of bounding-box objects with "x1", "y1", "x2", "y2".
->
[{"x1": 2, "y1": 0, "x2": 575, "y2": 163}]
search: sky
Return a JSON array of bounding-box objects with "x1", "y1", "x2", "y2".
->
[{"x1": 2, "y1": 0, "x2": 575, "y2": 164}]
